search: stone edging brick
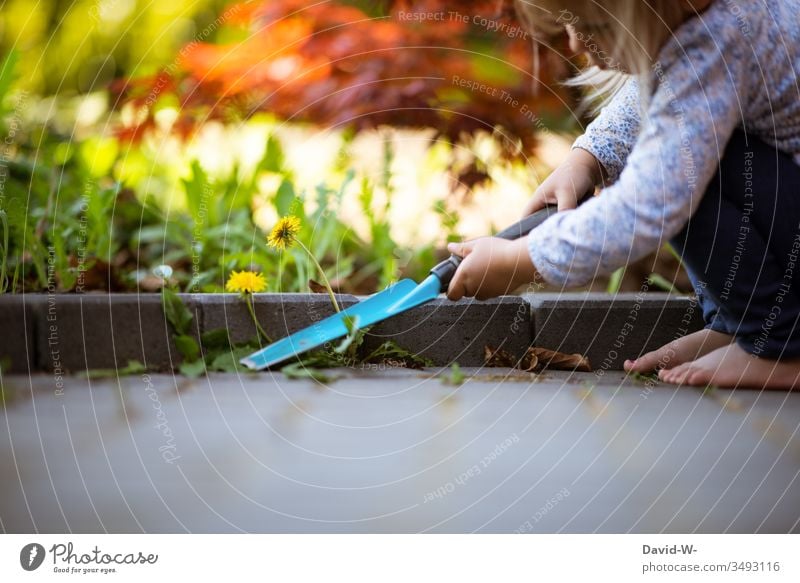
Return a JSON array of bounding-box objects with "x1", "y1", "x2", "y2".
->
[{"x1": 0, "y1": 292, "x2": 703, "y2": 373}]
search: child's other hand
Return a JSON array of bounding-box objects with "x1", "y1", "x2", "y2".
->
[
  {"x1": 446, "y1": 237, "x2": 538, "y2": 301},
  {"x1": 522, "y1": 147, "x2": 605, "y2": 214}
]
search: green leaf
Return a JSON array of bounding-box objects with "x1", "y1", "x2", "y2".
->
[
  {"x1": 79, "y1": 136, "x2": 119, "y2": 178},
  {"x1": 179, "y1": 359, "x2": 207, "y2": 378},
  {"x1": 334, "y1": 315, "x2": 365, "y2": 356},
  {"x1": 120, "y1": 360, "x2": 147, "y2": 375},
  {"x1": 81, "y1": 360, "x2": 146, "y2": 379},
  {"x1": 257, "y1": 134, "x2": 285, "y2": 173},
  {"x1": 207, "y1": 346, "x2": 254, "y2": 373},
  {"x1": 0, "y1": 49, "x2": 19, "y2": 110},
  {"x1": 647, "y1": 273, "x2": 680, "y2": 294},
  {"x1": 0, "y1": 209, "x2": 10, "y2": 292},
  {"x1": 201, "y1": 328, "x2": 232, "y2": 350},
  {"x1": 183, "y1": 160, "x2": 211, "y2": 226},
  {"x1": 174, "y1": 334, "x2": 200, "y2": 361},
  {"x1": 607, "y1": 267, "x2": 624, "y2": 294},
  {"x1": 162, "y1": 287, "x2": 194, "y2": 335},
  {"x1": 280, "y1": 360, "x2": 335, "y2": 383},
  {"x1": 363, "y1": 341, "x2": 432, "y2": 370},
  {"x1": 663, "y1": 243, "x2": 684, "y2": 266},
  {"x1": 441, "y1": 363, "x2": 466, "y2": 386},
  {"x1": 626, "y1": 371, "x2": 659, "y2": 385},
  {"x1": 274, "y1": 178, "x2": 296, "y2": 217}
]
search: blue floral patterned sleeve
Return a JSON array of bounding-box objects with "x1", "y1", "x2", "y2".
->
[
  {"x1": 527, "y1": 0, "x2": 800, "y2": 287},
  {"x1": 572, "y1": 78, "x2": 641, "y2": 184}
]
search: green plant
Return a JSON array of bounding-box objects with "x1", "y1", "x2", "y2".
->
[
  {"x1": 277, "y1": 315, "x2": 433, "y2": 382},
  {"x1": 277, "y1": 317, "x2": 367, "y2": 383},
  {"x1": 0, "y1": 210, "x2": 9, "y2": 293},
  {"x1": 626, "y1": 371, "x2": 659, "y2": 385},
  {"x1": 81, "y1": 360, "x2": 147, "y2": 379},
  {"x1": 606, "y1": 267, "x2": 625, "y2": 294},
  {"x1": 441, "y1": 363, "x2": 466, "y2": 386},
  {"x1": 268, "y1": 214, "x2": 341, "y2": 312},
  {"x1": 225, "y1": 270, "x2": 272, "y2": 343},
  {"x1": 161, "y1": 286, "x2": 203, "y2": 376},
  {"x1": 361, "y1": 341, "x2": 433, "y2": 369},
  {"x1": 159, "y1": 288, "x2": 267, "y2": 376},
  {"x1": 647, "y1": 273, "x2": 680, "y2": 294}
]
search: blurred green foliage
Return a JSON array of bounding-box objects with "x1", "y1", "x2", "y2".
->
[
  {"x1": 0, "y1": 0, "x2": 231, "y2": 95},
  {"x1": 0, "y1": 41, "x2": 436, "y2": 294},
  {"x1": 0, "y1": 0, "x2": 442, "y2": 295}
]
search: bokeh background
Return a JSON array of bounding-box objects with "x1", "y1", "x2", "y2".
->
[{"x1": 0, "y1": 0, "x2": 687, "y2": 295}]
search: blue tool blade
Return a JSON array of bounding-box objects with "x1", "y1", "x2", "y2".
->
[{"x1": 240, "y1": 275, "x2": 443, "y2": 370}]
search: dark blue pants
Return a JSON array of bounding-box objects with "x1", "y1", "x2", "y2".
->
[{"x1": 670, "y1": 131, "x2": 800, "y2": 359}]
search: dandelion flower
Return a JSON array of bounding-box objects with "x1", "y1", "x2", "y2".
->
[
  {"x1": 226, "y1": 270, "x2": 267, "y2": 294},
  {"x1": 225, "y1": 271, "x2": 271, "y2": 343},
  {"x1": 267, "y1": 214, "x2": 340, "y2": 313},
  {"x1": 268, "y1": 215, "x2": 301, "y2": 250}
]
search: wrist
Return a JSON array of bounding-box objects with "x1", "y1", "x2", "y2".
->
[
  {"x1": 571, "y1": 147, "x2": 607, "y2": 186},
  {"x1": 509, "y1": 237, "x2": 541, "y2": 289}
]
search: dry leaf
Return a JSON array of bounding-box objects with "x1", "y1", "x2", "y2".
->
[
  {"x1": 526, "y1": 347, "x2": 592, "y2": 372},
  {"x1": 483, "y1": 344, "x2": 592, "y2": 373},
  {"x1": 484, "y1": 345, "x2": 518, "y2": 368},
  {"x1": 308, "y1": 279, "x2": 327, "y2": 294},
  {"x1": 519, "y1": 351, "x2": 540, "y2": 372}
]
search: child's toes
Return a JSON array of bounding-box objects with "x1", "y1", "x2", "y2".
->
[
  {"x1": 661, "y1": 363, "x2": 689, "y2": 385},
  {"x1": 686, "y1": 368, "x2": 712, "y2": 387},
  {"x1": 658, "y1": 367, "x2": 675, "y2": 383},
  {"x1": 627, "y1": 351, "x2": 661, "y2": 373},
  {"x1": 679, "y1": 364, "x2": 709, "y2": 386}
]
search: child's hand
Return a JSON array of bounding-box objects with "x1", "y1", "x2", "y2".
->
[
  {"x1": 522, "y1": 147, "x2": 606, "y2": 214},
  {"x1": 446, "y1": 237, "x2": 539, "y2": 301}
]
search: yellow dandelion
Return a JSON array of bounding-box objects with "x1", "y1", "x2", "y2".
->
[
  {"x1": 226, "y1": 270, "x2": 267, "y2": 294},
  {"x1": 266, "y1": 214, "x2": 341, "y2": 313},
  {"x1": 268, "y1": 215, "x2": 301, "y2": 250}
]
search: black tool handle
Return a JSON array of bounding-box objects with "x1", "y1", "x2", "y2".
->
[{"x1": 431, "y1": 206, "x2": 556, "y2": 292}]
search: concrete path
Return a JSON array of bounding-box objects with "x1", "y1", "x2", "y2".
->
[{"x1": 1, "y1": 370, "x2": 798, "y2": 533}]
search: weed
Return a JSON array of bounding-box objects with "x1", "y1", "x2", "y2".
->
[{"x1": 441, "y1": 363, "x2": 466, "y2": 386}]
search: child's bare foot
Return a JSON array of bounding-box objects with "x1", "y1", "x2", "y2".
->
[
  {"x1": 659, "y1": 344, "x2": 800, "y2": 389},
  {"x1": 623, "y1": 329, "x2": 734, "y2": 374}
]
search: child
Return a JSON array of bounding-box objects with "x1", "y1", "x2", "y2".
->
[{"x1": 446, "y1": 0, "x2": 800, "y2": 389}]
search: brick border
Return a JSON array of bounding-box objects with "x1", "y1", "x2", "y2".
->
[{"x1": 0, "y1": 292, "x2": 702, "y2": 373}]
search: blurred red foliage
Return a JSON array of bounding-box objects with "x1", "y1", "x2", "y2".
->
[{"x1": 111, "y1": 0, "x2": 571, "y2": 152}]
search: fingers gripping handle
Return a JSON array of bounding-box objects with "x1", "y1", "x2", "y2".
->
[
  {"x1": 492, "y1": 206, "x2": 556, "y2": 240},
  {"x1": 431, "y1": 206, "x2": 556, "y2": 292},
  {"x1": 430, "y1": 255, "x2": 464, "y2": 290}
]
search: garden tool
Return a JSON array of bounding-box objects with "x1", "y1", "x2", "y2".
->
[{"x1": 241, "y1": 206, "x2": 556, "y2": 370}]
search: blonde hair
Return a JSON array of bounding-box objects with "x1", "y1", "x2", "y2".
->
[{"x1": 515, "y1": 0, "x2": 686, "y2": 110}]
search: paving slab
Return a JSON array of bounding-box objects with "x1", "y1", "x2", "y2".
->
[{"x1": 1, "y1": 370, "x2": 797, "y2": 533}]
